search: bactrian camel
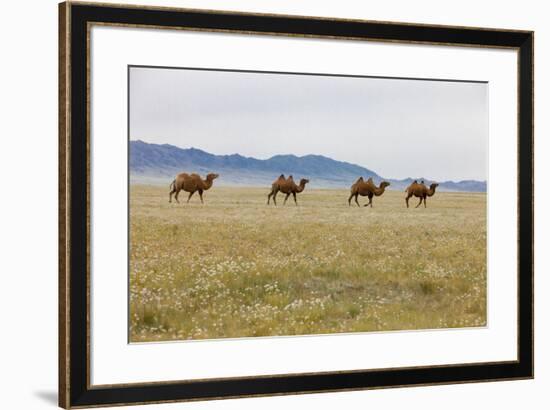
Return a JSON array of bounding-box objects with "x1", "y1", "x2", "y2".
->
[
  {"x1": 348, "y1": 177, "x2": 391, "y2": 207},
  {"x1": 267, "y1": 174, "x2": 309, "y2": 206},
  {"x1": 169, "y1": 172, "x2": 219, "y2": 204},
  {"x1": 404, "y1": 180, "x2": 439, "y2": 208}
]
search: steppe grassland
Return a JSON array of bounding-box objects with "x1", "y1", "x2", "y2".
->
[{"x1": 129, "y1": 185, "x2": 486, "y2": 342}]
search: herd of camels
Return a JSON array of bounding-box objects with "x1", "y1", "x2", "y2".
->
[{"x1": 168, "y1": 172, "x2": 439, "y2": 208}]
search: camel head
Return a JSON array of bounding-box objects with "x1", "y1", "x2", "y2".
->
[
  {"x1": 299, "y1": 178, "x2": 310, "y2": 186},
  {"x1": 430, "y1": 183, "x2": 439, "y2": 189},
  {"x1": 206, "y1": 173, "x2": 219, "y2": 181},
  {"x1": 380, "y1": 181, "x2": 391, "y2": 188}
]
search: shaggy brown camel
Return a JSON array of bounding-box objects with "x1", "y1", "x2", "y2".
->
[
  {"x1": 348, "y1": 177, "x2": 391, "y2": 207},
  {"x1": 405, "y1": 181, "x2": 439, "y2": 208},
  {"x1": 267, "y1": 174, "x2": 286, "y2": 205},
  {"x1": 267, "y1": 175, "x2": 309, "y2": 206},
  {"x1": 169, "y1": 172, "x2": 219, "y2": 204}
]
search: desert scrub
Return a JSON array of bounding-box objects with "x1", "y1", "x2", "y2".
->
[{"x1": 129, "y1": 185, "x2": 486, "y2": 342}]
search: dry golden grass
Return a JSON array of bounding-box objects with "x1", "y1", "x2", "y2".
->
[{"x1": 129, "y1": 185, "x2": 486, "y2": 342}]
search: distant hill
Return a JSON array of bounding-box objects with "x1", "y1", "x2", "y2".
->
[
  {"x1": 129, "y1": 140, "x2": 486, "y2": 192},
  {"x1": 386, "y1": 177, "x2": 486, "y2": 193}
]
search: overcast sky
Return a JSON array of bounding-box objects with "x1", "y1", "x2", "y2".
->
[{"x1": 129, "y1": 66, "x2": 487, "y2": 182}]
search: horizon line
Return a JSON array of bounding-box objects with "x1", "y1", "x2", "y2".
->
[{"x1": 129, "y1": 139, "x2": 486, "y2": 184}]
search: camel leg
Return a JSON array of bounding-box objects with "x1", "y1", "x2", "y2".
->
[
  {"x1": 273, "y1": 191, "x2": 278, "y2": 206},
  {"x1": 354, "y1": 194, "x2": 360, "y2": 207},
  {"x1": 267, "y1": 191, "x2": 273, "y2": 205},
  {"x1": 415, "y1": 197, "x2": 423, "y2": 208},
  {"x1": 405, "y1": 194, "x2": 410, "y2": 208},
  {"x1": 283, "y1": 193, "x2": 290, "y2": 205},
  {"x1": 187, "y1": 191, "x2": 195, "y2": 203},
  {"x1": 199, "y1": 190, "x2": 204, "y2": 204},
  {"x1": 169, "y1": 189, "x2": 174, "y2": 203},
  {"x1": 424, "y1": 197, "x2": 427, "y2": 208},
  {"x1": 348, "y1": 193, "x2": 353, "y2": 206},
  {"x1": 292, "y1": 192, "x2": 297, "y2": 206},
  {"x1": 364, "y1": 197, "x2": 372, "y2": 207},
  {"x1": 174, "y1": 189, "x2": 180, "y2": 204}
]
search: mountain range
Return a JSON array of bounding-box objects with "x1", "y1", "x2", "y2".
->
[{"x1": 129, "y1": 140, "x2": 486, "y2": 192}]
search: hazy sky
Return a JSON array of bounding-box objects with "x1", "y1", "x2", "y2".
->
[{"x1": 129, "y1": 66, "x2": 488, "y2": 181}]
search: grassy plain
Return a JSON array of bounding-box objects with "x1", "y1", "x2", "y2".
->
[{"x1": 129, "y1": 185, "x2": 486, "y2": 342}]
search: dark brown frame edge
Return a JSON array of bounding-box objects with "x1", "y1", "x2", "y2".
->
[{"x1": 59, "y1": 1, "x2": 534, "y2": 408}]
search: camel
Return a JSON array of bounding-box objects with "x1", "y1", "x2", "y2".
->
[
  {"x1": 405, "y1": 181, "x2": 439, "y2": 208},
  {"x1": 169, "y1": 172, "x2": 219, "y2": 204},
  {"x1": 348, "y1": 177, "x2": 391, "y2": 207},
  {"x1": 267, "y1": 175, "x2": 309, "y2": 206}
]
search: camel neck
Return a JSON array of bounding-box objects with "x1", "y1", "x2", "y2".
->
[
  {"x1": 427, "y1": 187, "x2": 436, "y2": 196},
  {"x1": 373, "y1": 185, "x2": 386, "y2": 196},
  {"x1": 203, "y1": 179, "x2": 213, "y2": 190}
]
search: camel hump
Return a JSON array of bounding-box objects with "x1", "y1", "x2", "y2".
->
[
  {"x1": 278, "y1": 174, "x2": 285, "y2": 179},
  {"x1": 175, "y1": 172, "x2": 191, "y2": 182},
  {"x1": 355, "y1": 176, "x2": 364, "y2": 184},
  {"x1": 186, "y1": 173, "x2": 202, "y2": 182}
]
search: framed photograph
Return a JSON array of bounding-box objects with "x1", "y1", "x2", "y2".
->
[{"x1": 59, "y1": 2, "x2": 534, "y2": 408}]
